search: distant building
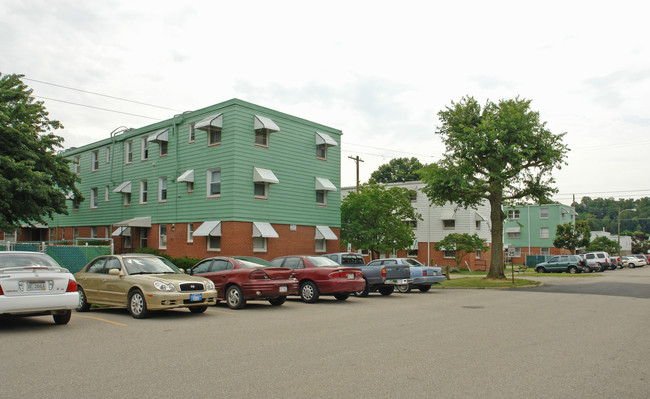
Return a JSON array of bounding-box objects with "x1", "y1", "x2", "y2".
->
[{"x1": 590, "y1": 230, "x2": 632, "y2": 254}]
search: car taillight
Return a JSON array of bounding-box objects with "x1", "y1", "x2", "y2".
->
[
  {"x1": 249, "y1": 269, "x2": 269, "y2": 280},
  {"x1": 0, "y1": 284, "x2": 4, "y2": 295},
  {"x1": 381, "y1": 268, "x2": 386, "y2": 278},
  {"x1": 66, "y1": 279, "x2": 78, "y2": 292}
]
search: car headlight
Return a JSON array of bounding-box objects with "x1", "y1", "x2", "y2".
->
[
  {"x1": 154, "y1": 281, "x2": 176, "y2": 292},
  {"x1": 205, "y1": 280, "x2": 215, "y2": 290}
]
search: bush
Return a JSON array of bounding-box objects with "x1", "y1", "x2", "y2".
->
[{"x1": 133, "y1": 248, "x2": 201, "y2": 271}]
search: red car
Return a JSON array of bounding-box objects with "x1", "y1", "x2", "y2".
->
[
  {"x1": 270, "y1": 256, "x2": 364, "y2": 303},
  {"x1": 188, "y1": 256, "x2": 298, "y2": 309}
]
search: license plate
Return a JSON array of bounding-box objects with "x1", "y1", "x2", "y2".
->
[
  {"x1": 347, "y1": 273, "x2": 355, "y2": 279},
  {"x1": 279, "y1": 286, "x2": 288, "y2": 293},
  {"x1": 27, "y1": 281, "x2": 46, "y2": 291},
  {"x1": 190, "y1": 293, "x2": 202, "y2": 302}
]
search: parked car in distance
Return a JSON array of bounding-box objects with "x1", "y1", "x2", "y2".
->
[
  {"x1": 270, "y1": 256, "x2": 364, "y2": 303},
  {"x1": 75, "y1": 254, "x2": 218, "y2": 318},
  {"x1": 188, "y1": 256, "x2": 298, "y2": 309},
  {"x1": 535, "y1": 255, "x2": 586, "y2": 274},
  {"x1": 582, "y1": 252, "x2": 612, "y2": 272},
  {"x1": 609, "y1": 255, "x2": 621, "y2": 270},
  {"x1": 626, "y1": 254, "x2": 647, "y2": 268},
  {"x1": 322, "y1": 252, "x2": 411, "y2": 296},
  {"x1": 0, "y1": 251, "x2": 79, "y2": 325},
  {"x1": 365, "y1": 258, "x2": 444, "y2": 293}
]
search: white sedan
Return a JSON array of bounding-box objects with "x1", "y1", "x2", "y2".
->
[{"x1": 0, "y1": 251, "x2": 79, "y2": 324}]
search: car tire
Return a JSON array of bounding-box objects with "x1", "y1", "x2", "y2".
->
[
  {"x1": 536, "y1": 267, "x2": 546, "y2": 273},
  {"x1": 378, "y1": 286, "x2": 394, "y2": 296},
  {"x1": 418, "y1": 285, "x2": 432, "y2": 292},
  {"x1": 268, "y1": 296, "x2": 287, "y2": 306},
  {"x1": 568, "y1": 266, "x2": 578, "y2": 274},
  {"x1": 354, "y1": 279, "x2": 370, "y2": 297},
  {"x1": 53, "y1": 310, "x2": 72, "y2": 325},
  {"x1": 583, "y1": 265, "x2": 592, "y2": 273},
  {"x1": 334, "y1": 293, "x2": 350, "y2": 301},
  {"x1": 300, "y1": 281, "x2": 320, "y2": 303},
  {"x1": 396, "y1": 284, "x2": 411, "y2": 293},
  {"x1": 226, "y1": 285, "x2": 246, "y2": 309},
  {"x1": 76, "y1": 287, "x2": 91, "y2": 312},
  {"x1": 189, "y1": 305, "x2": 208, "y2": 313},
  {"x1": 629, "y1": 263, "x2": 635, "y2": 268},
  {"x1": 595, "y1": 263, "x2": 603, "y2": 272},
  {"x1": 128, "y1": 289, "x2": 150, "y2": 319}
]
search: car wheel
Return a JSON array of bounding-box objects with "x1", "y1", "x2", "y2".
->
[
  {"x1": 53, "y1": 310, "x2": 72, "y2": 325},
  {"x1": 418, "y1": 285, "x2": 432, "y2": 293},
  {"x1": 536, "y1": 267, "x2": 546, "y2": 273},
  {"x1": 268, "y1": 296, "x2": 287, "y2": 306},
  {"x1": 128, "y1": 289, "x2": 150, "y2": 319},
  {"x1": 378, "y1": 286, "x2": 394, "y2": 296},
  {"x1": 583, "y1": 265, "x2": 592, "y2": 273},
  {"x1": 396, "y1": 284, "x2": 411, "y2": 293},
  {"x1": 189, "y1": 305, "x2": 208, "y2": 313},
  {"x1": 629, "y1": 263, "x2": 635, "y2": 268},
  {"x1": 354, "y1": 279, "x2": 369, "y2": 297},
  {"x1": 334, "y1": 293, "x2": 350, "y2": 301},
  {"x1": 568, "y1": 266, "x2": 578, "y2": 274},
  {"x1": 76, "y1": 287, "x2": 91, "y2": 312},
  {"x1": 300, "y1": 281, "x2": 320, "y2": 303},
  {"x1": 595, "y1": 263, "x2": 603, "y2": 272},
  {"x1": 226, "y1": 285, "x2": 246, "y2": 309}
]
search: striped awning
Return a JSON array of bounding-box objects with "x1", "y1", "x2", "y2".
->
[
  {"x1": 195, "y1": 113, "x2": 223, "y2": 132},
  {"x1": 254, "y1": 115, "x2": 280, "y2": 133},
  {"x1": 315, "y1": 226, "x2": 337, "y2": 240},
  {"x1": 193, "y1": 221, "x2": 222, "y2": 237}
]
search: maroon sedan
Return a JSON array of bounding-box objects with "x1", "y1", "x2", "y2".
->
[
  {"x1": 188, "y1": 256, "x2": 298, "y2": 309},
  {"x1": 270, "y1": 256, "x2": 364, "y2": 303}
]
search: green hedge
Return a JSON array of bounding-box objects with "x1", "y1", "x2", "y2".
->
[{"x1": 134, "y1": 247, "x2": 201, "y2": 271}]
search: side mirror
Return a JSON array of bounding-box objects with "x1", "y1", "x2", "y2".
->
[
  {"x1": 108, "y1": 268, "x2": 121, "y2": 276},
  {"x1": 186, "y1": 269, "x2": 192, "y2": 275}
]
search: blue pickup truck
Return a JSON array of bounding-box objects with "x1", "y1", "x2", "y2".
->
[
  {"x1": 366, "y1": 258, "x2": 445, "y2": 292},
  {"x1": 323, "y1": 253, "x2": 411, "y2": 296}
]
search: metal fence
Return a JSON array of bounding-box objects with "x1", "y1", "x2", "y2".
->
[{"x1": 0, "y1": 241, "x2": 113, "y2": 273}]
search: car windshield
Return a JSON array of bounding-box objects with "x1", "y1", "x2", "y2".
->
[
  {"x1": 307, "y1": 256, "x2": 341, "y2": 267},
  {"x1": 0, "y1": 253, "x2": 61, "y2": 269},
  {"x1": 340, "y1": 255, "x2": 365, "y2": 265},
  {"x1": 233, "y1": 256, "x2": 275, "y2": 268},
  {"x1": 123, "y1": 257, "x2": 181, "y2": 275},
  {"x1": 404, "y1": 258, "x2": 424, "y2": 266}
]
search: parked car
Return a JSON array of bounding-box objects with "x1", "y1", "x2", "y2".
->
[
  {"x1": 609, "y1": 255, "x2": 621, "y2": 270},
  {"x1": 582, "y1": 252, "x2": 612, "y2": 272},
  {"x1": 188, "y1": 256, "x2": 299, "y2": 309},
  {"x1": 365, "y1": 258, "x2": 444, "y2": 293},
  {"x1": 270, "y1": 256, "x2": 364, "y2": 303},
  {"x1": 322, "y1": 253, "x2": 411, "y2": 296},
  {"x1": 0, "y1": 251, "x2": 79, "y2": 325},
  {"x1": 626, "y1": 254, "x2": 647, "y2": 268},
  {"x1": 534, "y1": 255, "x2": 586, "y2": 274},
  {"x1": 75, "y1": 254, "x2": 218, "y2": 318}
]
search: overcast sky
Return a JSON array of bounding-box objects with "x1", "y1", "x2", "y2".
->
[{"x1": 2, "y1": 0, "x2": 649, "y2": 204}]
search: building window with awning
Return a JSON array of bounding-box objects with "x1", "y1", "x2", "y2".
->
[
  {"x1": 252, "y1": 222, "x2": 278, "y2": 252},
  {"x1": 195, "y1": 113, "x2": 223, "y2": 146},
  {"x1": 506, "y1": 227, "x2": 521, "y2": 240},
  {"x1": 253, "y1": 167, "x2": 279, "y2": 200},
  {"x1": 315, "y1": 132, "x2": 337, "y2": 160},
  {"x1": 254, "y1": 115, "x2": 280, "y2": 147},
  {"x1": 315, "y1": 177, "x2": 336, "y2": 206}
]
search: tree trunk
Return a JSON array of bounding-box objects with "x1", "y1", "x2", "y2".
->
[{"x1": 487, "y1": 192, "x2": 506, "y2": 279}]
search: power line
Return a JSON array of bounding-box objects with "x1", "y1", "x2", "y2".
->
[{"x1": 34, "y1": 96, "x2": 162, "y2": 120}]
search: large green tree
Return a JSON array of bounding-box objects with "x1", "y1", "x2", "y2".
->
[
  {"x1": 341, "y1": 184, "x2": 420, "y2": 259},
  {"x1": 0, "y1": 73, "x2": 82, "y2": 231},
  {"x1": 368, "y1": 157, "x2": 425, "y2": 184},
  {"x1": 587, "y1": 236, "x2": 621, "y2": 254},
  {"x1": 553, "y1": 221, "x2": 590, "y2": 254},
  {"x1": 434, "y1": 233, "x2": 489, "y2": 279},
  {"x1": 631, "y1": 231, "x2": 650, "y2": 254},
  {"x1": 420, "y1": 96, "x2": 568, "y2": 279}
]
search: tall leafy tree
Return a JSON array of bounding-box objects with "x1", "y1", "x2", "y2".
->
[
  {"x1": 341, "y1": 184, "x2": 420, "y2": 259},
  {"x1": 420, "y1": 96, "x2": 568, "y2": 279},
  {"x1": 434, "y1": 233, "x2": 489, "y2": 279},
  {"x1": 631, "y1": 231, "x2": 650, "y2": 254},
  {"x1": 368, "y1": 157, "x2": 424, "y2": 184},
  {"x1": 553, "y1": 221, "x2": 590, "y2": 254},
  {"x1": 0, "y1": 73, "x2": 82, "y2": 231},
  {"x1": 587, "y1": 236, "x2": 621, "y2": 254}
]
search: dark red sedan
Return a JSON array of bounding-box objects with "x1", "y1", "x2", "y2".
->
[
  {"x1": 188, "y1": 256, "x2": 298, "y2": 309},
  {"x1": 270, "y1": 256, "x2": 364, "y2": 303}
]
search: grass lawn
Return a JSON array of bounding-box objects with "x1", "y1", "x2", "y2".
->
[{"x1": 437, "y1": 277, "x2": 542, "y2": 288}]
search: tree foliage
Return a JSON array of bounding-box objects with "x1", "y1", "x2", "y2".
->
[
  {"x1": 434, "y1": 233, "x2": 489, "y2": 278},
  {"x1": 553, "y1": 221, "x2": 590, "y2": 254},
  {"x1": 420, "y1": 96, "x2": 568, "y2": 279},
  {"x1": 341, "y1": 184, "x2": 420, "y2": 259},
  {"x1": 586, "y1": 236, "x2": 621, "y2": 254},
  {"x1": 631, "y1": 231, "x2": 650, "y2": 254},
  {"x1": 368, "y1": 157, "x2": 425, "y2": 184},
  {"x1": 0, "y1": 73, "x2": 82, "y2": 231},
  {"x1": 574, "y1": 196, "x2": 646, "y2": 234}
]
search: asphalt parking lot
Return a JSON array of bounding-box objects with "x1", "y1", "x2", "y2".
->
[{"x1": 2, "y1": 267, "x2": 649, "y2": 399}]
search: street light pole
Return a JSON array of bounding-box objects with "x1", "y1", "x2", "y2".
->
[{"x1": 618, "y1": 207, "x2": 636, "y2": 255}]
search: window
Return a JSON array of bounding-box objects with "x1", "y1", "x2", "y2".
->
[
  {"x1": 159, "y1": 141, "x2": 168, "y2": 156},
  {"x1": 141, "y1": 138, "x2": 149, "y2": 160},
  {"x1": 105, "y1": 186, "x2": 109, "y2": 202},
  {"x1": 140, "y1": 180, "x2": 148, "y2": 204},
  {"x1": 124, "y1": 235, "x2": 132, "y2": 248},
  {"x1": 187, "y1": 223, "x2": 194, "y2": 243},
  {"x1": 507, "y1": 232, "x2": 520, "y2": 239},
  {"x1": 208, "y1": 236, "x2": 221, "y2": 251},
  {"x1": 405, "y1": 220, "x2": 417, "y2": 228},
  {"x1": 540, "y1": 208, "x2": 549, "y2": 219},
  {"x1": 253, "y1": 237, "x2": 267, "y2": 252},
  {"x1": 443, "y1": 220, "x2": 455, "y2": 230},
  {"x1": 73, "y1": 156, "x2": 80, "y2": 175},
  {"x1": 316, "y1": 144, "x2": 326, "y2": 159},
  {"x1": 316, "y1": 239, "x2": 326, "y2": 252},
  {"x1": 476, "y1": 220, "x2": 481, "y2": 230},
  {"x1": 444, "y1": 250, "x2": 455, "y2": 258},
  {"x1": 316, "y1": 190, "x2": 326, "y2": 205},
  {"x1": 187, "y1": 182, "x2": 194, "y2": 193},
  {"x1": 72, "y1": 198, "x2": 80, "y2": 210},
  {"x1": 159, "y1": 225, "x2": 167, "y2": 249},
  {"x1": 140, "y1": 229, "x2": 148, "y2": 248},
  {"x1": 90, "y1": 188, "x2": 98, "y2": 209},
  {"x1": 158, "y1": 177, "x2": 167, "y2": 202},
  {"x1": 73, "y1": 227, "x2": 79, "y2": 241},
  {"x1": 254, "y1": 182, "x2": 268, "y2": 199},
  {"x1": 512, "y1": 247, "x2": 521, "y2": 257},
  {"x1": 507, "y1": 209, "x2": 520, "y2": 220},
  {"x1": 208, "y1": 129, "x2": 221, "y2": 146},
  {"x1": 105, "y1": 147, "x2": 111, "y2": 163},
  {"x1": 91, "y1": 151, "x2": 99, "y2": 171},
  {"x1": 207, "y1": 169, "x2": 221, "y2": 197},
  {"x1": 255, "y1": 130, "x2": 269, "y2": 146},
  {"x1": 189, "y1": 123, "x2": 195, "y2": 143},
  {"x1": 409, "y1": 192, "x2": 417, "y2": 203},
  {"x1": 123, "y1": 193, "x2": 131, "y2": 206},
  {"x1": 125, "y1": 141, "x2": 133, "y2": 164},
  {"x1": 541, "y1": 247, "x2": 550, "y2": 256},
  {"x1": 475, "y1": 249, "x2": 481, "y2": 259},
  {"x1": 104, "y1": 227, "x2": 109, "y2": 238},
  {"x1": 407, "y1": 249, "x2": 418, "y2": 257},
  {"x1": 540, "y1": 227, "x2": 550, "y2": 239},
  {"x1": 90, "y1": 226, "x2": 97, "y2": 238}
]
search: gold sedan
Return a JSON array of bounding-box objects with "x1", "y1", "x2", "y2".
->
[{"x1": 74, "y1": 254, "x2": 217, "y2": 318}]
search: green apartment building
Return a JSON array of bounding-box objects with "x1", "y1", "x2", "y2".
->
[
  {"x1": 503, "y1": 203, "x2": 577, "y2": 263},
  {"x1": 27, "y1": 99, "x2": 342, "y2": 259}
]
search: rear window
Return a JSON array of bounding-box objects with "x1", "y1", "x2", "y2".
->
[
  {"x1": 0, "y1": 253, "x2": 61, "y2": 269},
  {"x1": 307, "y1": 257, "x2": 340, "y2": 267},
  {"x1": 340, "y1": 255, "x2": 365, "y2": 265}
]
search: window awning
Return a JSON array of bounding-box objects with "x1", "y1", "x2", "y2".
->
[
  {"x1": 475, "y1": 212, "x2": 485, "y2": 221},
  {"x1": 253, "y1": 222, "x2": 279, "y2": 238},
  {"x1": 410, "y1": 240, "x2": 419, "y2": 250},
  {"x1": 112, "y1": 226, "x2": 132, "y2": 237},
  {"x1": 315, "y1": 225, "x2": 337, "y2": 240},
  {"x1": 195, "y1": 113, "x2": 223, "y2": 133},
  {"x1": 115, "y1": 217, "x2": 152, "y2": 227},
  {"x1": 440, "y1": 209, "x2": 456, "y2": 220},
  {"x1": 113, "y1": 181, "x2": 132, "y2": 193},
  {"x1": 253, "y1": 167, "x2": 279, "y2": 184},
  {"x1": 506, "y1": 227, "x2": 521, "y2": 233},
  {"x1": 315, "y1": 177, "x2": 337, "y2": 192},
  {"x1": 315, "y1": 132, "x2": 338, "y2": 147},
  {"x1": 193, "y1": 221, "x2": 222, "y2": 237},
  {"x1": 177, "y1": 169, "x2": 194, "y2": 183},
  {"x1": 65, "y1": 192, "x2": 75, "y2": 200},
  {"x1": 254, "y1": 115, "x2": 280, "y2": 133},
  {"x1": 562, "y1": 208, "x2": 578, "y2": 215},
  {"x1": 21, "y1": 223, "x2": 48, "y2": 229},
  {"x1": 147, "y1": 128, "x2": 169, "y2": 143}
]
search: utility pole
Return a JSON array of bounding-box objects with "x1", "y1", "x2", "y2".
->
[{"x1": 348, "y1": 155, "x2": 364, "y2": 193}]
